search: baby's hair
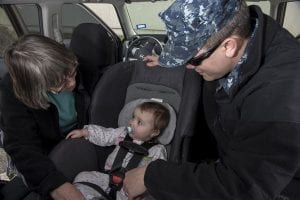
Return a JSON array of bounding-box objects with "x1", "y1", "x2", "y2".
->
[{"x1": 137, "y1": 102, "x2": 170, "y2": 131}]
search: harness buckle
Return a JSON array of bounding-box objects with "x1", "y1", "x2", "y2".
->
[{"x1": 109, "y1": 169, "x2": 125, "y2": 191}]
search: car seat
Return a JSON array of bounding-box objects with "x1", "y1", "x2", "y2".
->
[
  {"x1": 71, "y1": 98, "x2": 176, "y2": 200},
  {"x1": 88, "y1": 60, "x2": 202, "y2": 163},
  {"x1": 69, "y1": 23, "x2": 120, "y2": 96}
]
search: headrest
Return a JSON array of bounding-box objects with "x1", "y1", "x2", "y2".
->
[
  {"x1": 70, "y1": 23, "x2": 113, "y2": 67},
  {"x1": 118, "y1": 98, "x2": 176, "y2": 145}
]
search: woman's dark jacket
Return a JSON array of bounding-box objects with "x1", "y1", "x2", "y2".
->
[
  {"x1": 145, "y1": 6, "x2": 300, "y2": 200},
  {"x1": 0, "y1": 74, "x2": 90, "y2": 196}
]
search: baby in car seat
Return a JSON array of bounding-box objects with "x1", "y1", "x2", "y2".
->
[{"x1": 66, "y1": 100, "x2": 172, "y2": 200}]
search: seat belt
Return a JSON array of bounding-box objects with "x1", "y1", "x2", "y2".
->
[
  {"x1": 75, "y1": 134, "x2": 157, "y2": 200},
  {"x1": 108, "y1": 134, "x2": 157, "y2": 199},
  {"x1": 76, "y1": 181, "x2": 114, "y2": 200}
]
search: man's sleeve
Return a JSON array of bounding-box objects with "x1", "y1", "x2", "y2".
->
[{"x1": 145, "y1": 121, "x2": 300, "y2": 200}]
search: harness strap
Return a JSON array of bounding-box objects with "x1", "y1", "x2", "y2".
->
[
  {"x1": 110, "y1": 145, "x2": 128, "y2": 172},
  {"x1": 108, "y1": 134, "x2": 158, "y2": 199},
  {"x1": 125, "y1": 152, "x2": 144, "y2": 171},
  {"x1": 76, "y1": 181, "x2": 113, "y2": 200},
  {"x1": 108, "y1": 184, "x2": 118, "y2": 200}
]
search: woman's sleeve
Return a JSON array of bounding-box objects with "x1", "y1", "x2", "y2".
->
[{"x1": 0, "y1": 80, "x2": 67, "y2": 196}]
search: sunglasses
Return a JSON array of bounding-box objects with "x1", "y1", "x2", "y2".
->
[{"x1": 187, "y1": 42, "x2": 221, "y2": 66}]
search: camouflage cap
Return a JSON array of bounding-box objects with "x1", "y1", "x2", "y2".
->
[{"x1": 159, "y1": 0, "x2": 241, "y2": 67}]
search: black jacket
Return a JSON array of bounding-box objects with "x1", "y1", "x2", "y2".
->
[
  {"x1": 0, "y1": 73, "x2": 90, "y2": 196},
  {"x1": 145, "y1": 6, "x2": 300, "y2": 200}
]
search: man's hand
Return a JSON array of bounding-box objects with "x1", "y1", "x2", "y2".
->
[
  {"x1": 143, "y1": 55, "x2": 159, "y2": 67},
  {"x1": 50, "y1": 182, "x2": 85, "y2": 200},
  {"x1": 123, "y1": 166, "x2": 147, "y2": 200}
]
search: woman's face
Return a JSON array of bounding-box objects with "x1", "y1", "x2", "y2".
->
[{"x1": 49, "y1": 67, "x2": 77, "y2": 94}]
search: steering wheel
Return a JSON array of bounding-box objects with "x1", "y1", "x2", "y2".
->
[{"x1": 125, "y1": 36, "x2": 163, "y2": 62}]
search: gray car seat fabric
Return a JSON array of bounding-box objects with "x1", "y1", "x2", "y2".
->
[{"x1": 89, "y1": 60, "x2": 202, "y2": 162}]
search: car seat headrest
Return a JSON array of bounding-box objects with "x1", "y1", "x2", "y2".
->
[
  {"x1": 70, "y1": 23, "x2": 117, "y2": 95},
  {"x1": 118, "y1": 98, "x2": 176, "y2": 145},
  {"x1": 70, "y1": 23, "x2": 113, "y2": 67}
]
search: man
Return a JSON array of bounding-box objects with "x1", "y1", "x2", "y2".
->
[{"x1": 123, "y1": 0, "x2": 300, "y2": 199}]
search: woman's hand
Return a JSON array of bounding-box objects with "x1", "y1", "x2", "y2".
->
[
  {"x1": 50, "y1": 182, "x2": 85, "y2": 200},
  {"x1": 143, "y1": 55, "x2": 159, "y2": 67},
  {"x1": 65, "y1": 128, "x2": 88, "y2": 139}
]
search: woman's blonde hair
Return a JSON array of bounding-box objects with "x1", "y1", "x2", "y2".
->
[{"x1": 4, "y1": 34, "x2": 78, "y2": 109}]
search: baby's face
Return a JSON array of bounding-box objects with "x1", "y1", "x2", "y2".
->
[{"x1": 128, "y1": 108, "x2": 157, "y2": 141}]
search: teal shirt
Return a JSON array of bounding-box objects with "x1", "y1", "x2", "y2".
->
[{"x1": 48, "y1": 91, "x2": 77, "y2": 133}]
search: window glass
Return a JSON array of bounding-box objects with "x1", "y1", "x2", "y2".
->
[
  {"x1": 84, "y1": 3, "x2": 123, "y2": 39},
  {"x1": 61, "y1": 3, "x2": 99, "y2": 39},
  {"x1": 0, "y1": 6, "x2": 17, "y2": 78},
  {"x1": 125, "y1": 1, "x2": 270, "y2": 35},
  {"x1": 15, "y1": 4, "x2": 41, "y2": 34},
  {"x1": 246, "y1": 1, "x2": 270, "y2": 15},
  {"x1": 125, "y1": 1, "x2": 173, "y2": 35},
  {"x1": 283, "y1": 1, "x2": 300, "y2": 38},
  {"x1": 0, "y1": 7, "x2": 17, "y2": 58}
]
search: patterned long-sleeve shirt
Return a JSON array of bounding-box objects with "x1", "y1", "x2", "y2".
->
[{"x1": 84, "y1": 125, "x2": 167, "y2": 171}]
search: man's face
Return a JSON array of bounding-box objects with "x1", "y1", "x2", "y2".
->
[{"x1": 186, "y1": 44, "x2": 234, "y2": 81}]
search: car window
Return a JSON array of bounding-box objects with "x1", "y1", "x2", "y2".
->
[
  {"x1": 125, "y1": 1, "x2": 270, "y2": 36},
  {"x1": 125, "y1": 1, "x2": 173, "y2": 35},
  {"x1": 84, "y1": 3, "x2": 124, "y2": 39},
  {"x1": 283, "y1": 1, "x2": 300, "y2": 38},
  {"x1": 0, "y1": 7, "x2": 17, "y2": 58},
  {"x1": 15, "y1": 4, "x2": 42, "y2": 34},
  {"x1": 0, "y1": 6, "x2": 17, "y2": 78},
  {"x1": 246, "y1": 1, "x2": 270, "y2": 15},
  {"x1": 61, "y1": 3, "x2": 101, "y2": 39}
]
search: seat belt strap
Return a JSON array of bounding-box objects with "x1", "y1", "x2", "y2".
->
[
  {"x1": 108, "y1": 133, "x2": 158, "y2": 199},
  {"x1": 110, "y1": 145, "x2": 128, "y2": 172},
  {"x1": 125, "y1": 153, "x2": 143, "y2": 171},
  {"x1": 110, "y1": 134, "x2": 133, "y2": 172},
  {"x1": 76, "y1": 181, "x2": 114, "y2": 200}
]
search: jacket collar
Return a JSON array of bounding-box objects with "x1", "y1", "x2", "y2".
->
[{"x1": 215, "y1": 5, "x2": 273, "y2": 102}]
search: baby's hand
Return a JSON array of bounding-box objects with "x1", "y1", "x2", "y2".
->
[{"x1": 66, "y1": 129, "x2": 88, "y2": 139}]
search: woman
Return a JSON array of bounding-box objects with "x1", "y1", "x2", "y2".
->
[{"x1": 0, "y1": 34, "x2": 105, "y2": 199}]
